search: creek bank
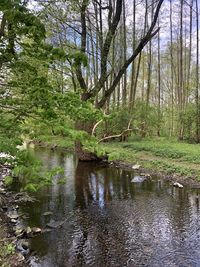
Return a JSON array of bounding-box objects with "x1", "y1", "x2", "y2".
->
[
  {"x1": 0, "y1": 165, "x2": 43, "y2": 266},
  {"x1": 29, "y1": 138, "x2": 200, "y2": 188},
  {"x1": 110, "y1": 160, "x2": 200, "y2": 188}
]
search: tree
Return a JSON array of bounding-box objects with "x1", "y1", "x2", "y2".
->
[{"x1": 74, "y1": 0, "x2": 164, "y2": 159}]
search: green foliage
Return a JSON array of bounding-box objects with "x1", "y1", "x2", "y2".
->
[
  {"x1": 4, "y1": 243, "x2": 15, "y2": 256},
  {"x1": 4, "y1": 176, "x2": 13, "y2": 186},
  {"x1": 82, "y1": 137, "x2": 106, "y2": 157},
  {"x1": 108, "y1": 151, "x2": 121, "y2": 161},
  {"x1": 102, "y1": 137, "x2": 200, "y2": 180},
  {"x1": 121, "y1": 137, "x2": 200, "y2": 164},
  {"x1": 69, "y1": 51, "x2": 88, "y2": 67},
  {"x1": 132, "y1": 100, "x2": 164, "y2": 136},
  {"x1": 58, "y1": 92, "x2": 103, "y2": 122},
  {"x1": 57, "y1": 178, "x2": 67, "y2": 185},
  {"x1": 0, "y1": 0, "x2": 45, "y2": 66},
  {"x1": 3, "y1": 149, "x2": 64, "y2": 192},
  {"x1": 0, "y1": 0, "x2": 103, "y2": 195},
  {"x1": 151, "y1": 160, "x2": 193, "y2": 177},
  {"x1": 97, "y1": 107, "x2": 131, "y2": 137}
]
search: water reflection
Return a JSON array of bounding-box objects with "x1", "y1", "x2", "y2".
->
[{"x1": 20, "y1": 147, "x2": 200, "y2": 267}]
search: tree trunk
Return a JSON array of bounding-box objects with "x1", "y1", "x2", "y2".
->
[{"x1": 75, "y1": 121, "x2": 103, "y2": 161}]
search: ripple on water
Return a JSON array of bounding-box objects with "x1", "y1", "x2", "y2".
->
[{"x1": 17, "y1": 147, "x2": 200, "y2": 267}]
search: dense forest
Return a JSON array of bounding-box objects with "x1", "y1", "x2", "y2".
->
[
  {"x1": 1, "y1": 0, "x2": 200, "y2": 158},
  {"x1": 2, "y1": 1, "x2": 200, "y2": 266},
  {"x1": 1, "y1": 0, "x2": 200, "y2": 174}
]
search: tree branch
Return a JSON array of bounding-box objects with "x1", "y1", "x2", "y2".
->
[
  {"x1": 98, "y1": 129, "x2": 132, "y2": 143},
  {"x1": 96, "y1": 0, "x2": 164, "y2": 108}
]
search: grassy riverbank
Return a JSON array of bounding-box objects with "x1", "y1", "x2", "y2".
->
[
  {"x1": 102, "y1": 137, "x2": 200, "y2": 181},
  {"x1": 30, "y1": 135, "x2": 200, "y2": 183}
]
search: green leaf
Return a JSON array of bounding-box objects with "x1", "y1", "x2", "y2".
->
[{"x1": 4, "y1": 176, "x2": 13, "y2": 186}]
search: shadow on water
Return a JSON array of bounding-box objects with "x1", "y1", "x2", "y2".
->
[{"x1": 18, "y1": 147, "x2": 200, "y2": 267}]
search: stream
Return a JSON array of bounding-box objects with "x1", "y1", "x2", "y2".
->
[{"x1": 17, "y1": 147, "x2": 200, "y2": 267}]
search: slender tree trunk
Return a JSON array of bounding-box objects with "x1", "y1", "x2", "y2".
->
[
  {"x1": 196, "y1": 0, "x2": 200, "y2": 142},
  {"x1": 157, "y1": 17, "x2": 161, "y2": 136},
  {"x1": 122, "y1": 0, "x2": 127, "y2": 106},
  {"x1": 179, "y1": 0, "x2": 184, "y2": 140},
  {"x1": 129, "y1": 0, "x2": 136, "y2": 110},
  {"x1": 170, "y1": 0, "x2": 174, "y2": 137}
]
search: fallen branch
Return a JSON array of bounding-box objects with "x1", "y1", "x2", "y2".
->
[
  {"x1": 92, "y1": 119, "x2": 103, "y2": 136},
  {"x1": 98, "y1": 128, "x2": 133, "y2": 143}
]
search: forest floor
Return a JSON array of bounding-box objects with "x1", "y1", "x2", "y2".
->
[{"x1": 31, "y1": 135, "x2": 200, "y2": 187}]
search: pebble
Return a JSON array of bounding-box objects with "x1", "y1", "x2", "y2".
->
[
  {"x1": 132, "y1": 164, "x2": 141, "y2": 170},
  {"x1": 32, "y1": 227, "x2": 42, "y2": 234},
  {"x1": 26, "y1": 226, "x2": 32, "y2": 235},
  {"x1": 173, "y1": 182, "x2": 184, "y2": 188},
  {"x1": 43, "y1": 211, "x2": 53, "y2": 216},
  {"x1": 11, "y1": 219, "x2": 17, "y2": 224}
]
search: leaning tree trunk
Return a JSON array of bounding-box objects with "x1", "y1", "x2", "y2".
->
[
  {"x1": 75, "y1": 116, "x2": 107, "y2": 161},
  {"x1": 75, "y1": 121, "x2": 99, "y2": 161},
  {"x1": 74, "y1": 0, "x2": 163, "y2": 160}
]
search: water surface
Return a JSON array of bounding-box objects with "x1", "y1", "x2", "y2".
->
[{"x1": 20, "y1": 147, "x2": 200, "y2": 267}]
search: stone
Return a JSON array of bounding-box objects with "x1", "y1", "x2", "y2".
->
[
  {"x1": 131, "y1": 176, "x2": 146, "y2": 183},
  {"x1": 21, "y1": 241, "x2": 29, "y2": 250},
  {"x1": 11, "y1": 219, "x2": 17, "y2": 224},
  {"x1": 46, "y1": 220, "x2": 64, "y2": 229},
  {"x1": 132, "y1": 164, "x2": 141, "y2": 170},
  {"x1": 32, "y1": 227, "x2": 42, "y2": 234},
  {"x1": 7, "y1": 211, "x2": 19, "y2": 220},
  {"x1": 43, "y1": 211, "x2": 53, "y2": 216},
  {"x1": 17, "y1": 239, "x2": 30, "y2": 254},
  {"x1": 0, "y1": 188, "x2": 6, "y2": 194},
  {"x1": 25, "y1": 226, "x2": 32, "y2": 235},
  {"x1": 15, "y1": 228, "x2": 24, "y2": 236},
  {"x1": 173, "y1": 182, "x2": 183, "y2": 188}
]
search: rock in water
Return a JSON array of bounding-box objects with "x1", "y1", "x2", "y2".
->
[
  {"x1": 46, "y1": 220, "x2": 65, "y2": 229},
  {"x1": 32, "y1": 227, "x2": 42, "y2": 234},
  {"x1": 25, "y1": 226, "x2": 32, "y2": 236},
  {"x1": 131, "y1": 176, "x2": 146, "y2": 183},
  {"x1": 7, "y1": 211, "x2": 19, "y2": 220},
  {"x1": 132, "y1": 164, "x2": 141, "y2": 170},
  {"x1": 173, "y1": 182, "x2": 183, "y2": 188},
  {"x1": 43, "y1": 211, "x2": 53, "y2": 216},
  {"x1": 140, "y1": 173, "x2": 151, "y2": 179},
  {"x1": 17, "y1": 239, "x2": 30, "y2": 254}
]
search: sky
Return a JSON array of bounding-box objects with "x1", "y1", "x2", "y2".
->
[{"x1": 28, "y1": 0, "x2": 200, "y2": 56}]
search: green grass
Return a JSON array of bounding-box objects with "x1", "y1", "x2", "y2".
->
[
  {"x1": 121, "y1": 137, "x2": 200, "y2": 163},
  {"x1": 101, "y1": 137, "x2": 200, "y2": 180}
]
